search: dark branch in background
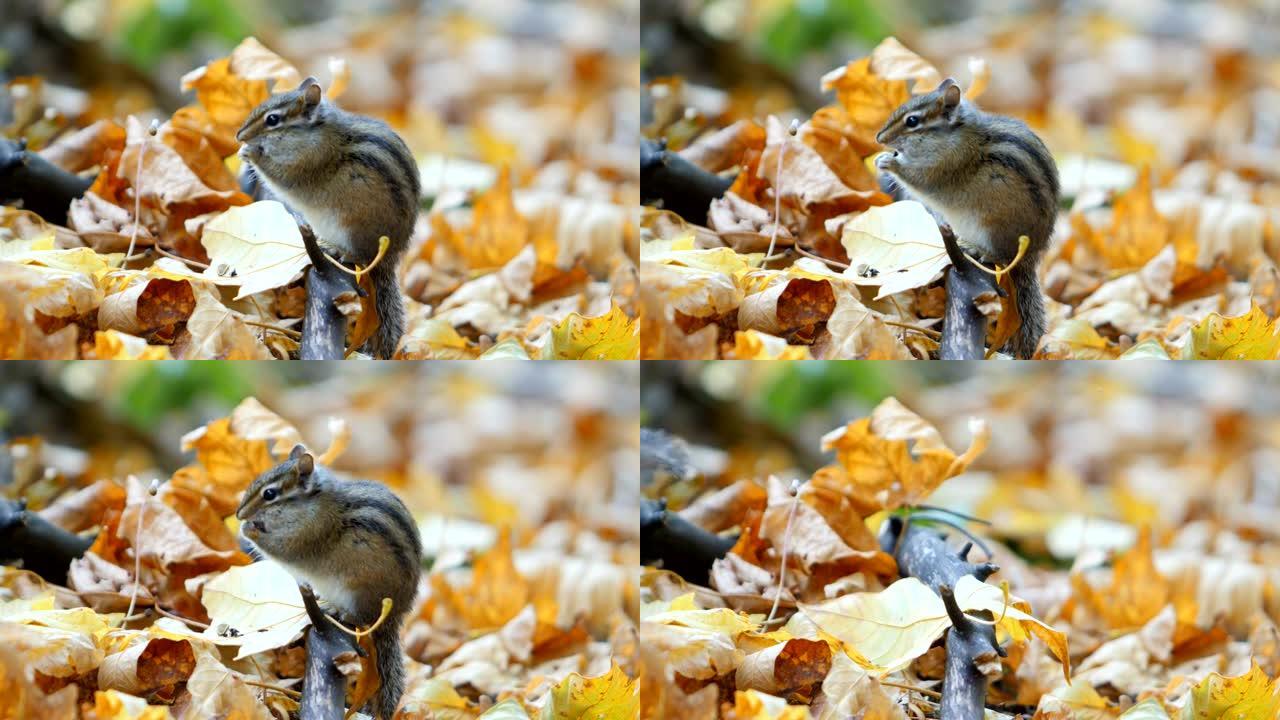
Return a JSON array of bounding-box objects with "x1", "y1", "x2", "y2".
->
[
  {"x1": 640, "y1": 428, "x2": 698, "y2": 487},
  {"x1": 939, "y1": 225, "x2": 998, "y2": 360},
  {"x1": 0, "y1": 138, "x2": 92, "y2": 226},
  {"x1": 0, "y1": 498, "x2": 94, "y2": 584},
  {"x1": 299, "y1": 583, "x2": 358, "y2": 720},
  {"x1": 299, "y1": 224, "x2": 358, "y2": 361},
  {"x1": 640, "y1": 364, "x2": 825, "y2": 472},
  {"x1": 641, "y1": 498, "x2": 736, "y2": 586},
  {"x1": 879, "y1": 516, "x2": 1004, "y2": 720},
  {"x1": 640, "y1": 137, "x2": 734, "y2": 225}
]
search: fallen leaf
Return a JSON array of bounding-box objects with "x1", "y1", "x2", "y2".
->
[
  {"x1": 840, "y1": 201, "x2": 949, "y2": 299},
  {"x1": 809, "y1": 397, "x2": 989, "y2": 515},
  {"x1": 542, "y1": 662, "x2": 638, "y2": 720},
  {"x1": 189, "y1": 561, "x2": 309, "y2": 660},
  {"x1": 544, "y1": 302, "x2": 638, "y2": 359},
  {"x1": 1183, "y1": 302, "x2": 1280, "y2": 359},
  {"x1": 1184, "y1": 661, "x2": 1280, "y2": 720}
]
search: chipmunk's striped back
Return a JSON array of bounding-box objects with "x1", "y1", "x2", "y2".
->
[
  {"x1": 875, "y1": 78, "x2": 1059, "y2": 358},
  {"x1": 236, "y1": 77, "x2": 420, "y2": 358}
]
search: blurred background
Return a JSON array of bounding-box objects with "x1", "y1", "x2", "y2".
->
[
  {"x1": 643, "y1": 361, "x2": 1280, "y2": 558},
  {"x1": 643, "y1": 0, "x2": 1280, "y2": 179},
  {"x1": 0, "y1": 361, "x2": 639, "y2": 544},
  {"x1": 2, "y1": 0, "x2": 638, "y2": 192}
]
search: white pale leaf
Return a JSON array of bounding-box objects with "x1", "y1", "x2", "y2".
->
[
  {"x1": 840, "y1": 201, "x2": 949, "y2": 299},
  {"x1": 197, "y1": 560, "x2": 310, "y2": 659},
  {"x1": 198, "y1": 201, "x2": 310, "y2": 300}
]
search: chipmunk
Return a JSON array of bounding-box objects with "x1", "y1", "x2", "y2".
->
[
  {"x1": 236, "y1": 446, "x2": 422, "y2": 720},
  {"x1": 875, "y1": 78, "x2": 1059, "y2": 359},
  {"x1": 235, "y1": 77, "x2": 421, "y2": 359}
]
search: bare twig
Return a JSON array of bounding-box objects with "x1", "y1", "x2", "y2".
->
[
  {"x1": 121, "y1": 477, "x2": 160, "y2": 627},
  {"x1": 766, "y1": 478, "x2": 802, "y2": 624},
  {"x1": 762, "y1": 120, "x2": 800, "y2": 267},
  {"x1": 122, "y1": 120, "x2": 160, "y2": 269},
  {"x1": 792, "y1": 244, "x2": 850, "y2": 270}
]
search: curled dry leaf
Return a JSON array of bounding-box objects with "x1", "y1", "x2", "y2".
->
[
  {"x1": 738, "y1": 278, "x2": 835, "y2": 337},
  {"x1": 97, "y1": 635, "x2": 196, "y2": 696},
  {"x1": 736, "y1": 639, "x2": 832, "y2": 696},
  {"x1": 175, "y1": 283, "x2": 273, "y2": 360},
  {"x1": 821, "y1": 284, "x2": 914, "y2": 360},
  {"x1": 869, "y1": 37, "x2": 942, "y2": 93},
  {"x1": 97, "y1": 276, "x2": 196, "y2": 337}
]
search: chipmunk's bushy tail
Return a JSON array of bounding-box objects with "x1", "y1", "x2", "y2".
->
[
  {"x1": 361, "y1": 260, "x2": 405, "y2": 360},
  {"x1": 1003, "y1": 261, "x2": 1045, "y2": 359},
  {"x1": 368, "y1": 616, "x2": 406, "y2": 720}
]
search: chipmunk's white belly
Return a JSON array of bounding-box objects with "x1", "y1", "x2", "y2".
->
[
  {"x1": 274, "y1": 558, "x2": 358, "y2": 617},
  {"x1": 935, "y1": 204, "x2": 994, "y2": 258},
  {"x1": 257, "y1": 175, "x2": 354, "y2": 256},
  {"x1": 888, "y1": 176, "x2": 995, "y2": 258}
]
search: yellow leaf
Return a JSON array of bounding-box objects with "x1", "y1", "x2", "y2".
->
[
  {"x1": 179, "y1": 37, "x2": 302, "y2": 144},
  {"x1": 1084, "y1": 166, "x2": 1169, "y2": 271},
  {"x1": 798, "y1": 577, "x2": 950, "y2": 673},
  {"x1": 481, "y1": 699, "x2": 534, "y2": 719},
  {"x1": 430, "y1": 527, "x2": 528, "y2": 632},
  {"x1": 1037, "y1": 319, "x2": 1121, "y2": 360},
  {"x1": 84, "y1": 689, "x2": 172, "y2": 720},
  {"x1": 727, "y1": 330, "x2": 812, "y2": 359},
  {"x1": 1185, "y1": 661, "x2": 1280, "y2": 720},
  {"x1": 1071, "y1": 526, "x2": 1168, "y2": 632},
  {"x1": 643, "y1": 593, "x2": 760, "y2": 637},
  {"x1": 1032, "y1": 680, "x2": 1117, "y2": 720},
  {"x1": 479, "y1": 337, "x2": 532, "y2": 359},
  {"x1": 89, "y1": 331, "x2": 173, "y2": 360},
  {"x1": 545, "y1": 303, "x2": 638, "y2": 360},
  {"x1": 400, "y1": 318, "x2": 476, "y2": 359},
  {"x1": 809, "y1": 397, "x2": 989, "y2": 515},
  {"x1": 1118, "y1": 699, "x2": 1173, "y2": 720},
  {"x1": 543, "y1": 662, "x2": 638, "y2": 720},
  {"x1": 438, "y1": 166, "x2": 529, "y2": 270},
  {"x1": 1184, "y1": 302, "x2": 1280, "y2": 360},
  {"x1": 726, "y1": 690, "x2": 812, "y2": 720},
  {"x1": 952, "y1": 575, "x2": 1070, "y2": 683},
  {"x1": 820, "y1": 57, "x2": 910, "y2": 142}
]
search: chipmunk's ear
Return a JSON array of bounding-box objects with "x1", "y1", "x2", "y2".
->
[
  {"x1": 939, "y1": 78, "x2": 962, "y2": 114},
  {"x1": 289, "y1": 444, "x2": 315, "y2": 476},
  {"x1": 300, "y1": 77, "x2": 322, "y2": 108}
]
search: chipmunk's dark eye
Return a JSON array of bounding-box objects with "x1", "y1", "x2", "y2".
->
[
  {"x1": 265, "y1": 113, "x2": 281, "y2": 128},
  {"x1": 905, "y1": 115, "x2": 920, "y2": 128},
  {"x1": 263, "y1": 487, "x2": 279, "y2": 501}
]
